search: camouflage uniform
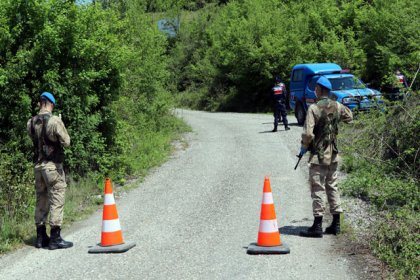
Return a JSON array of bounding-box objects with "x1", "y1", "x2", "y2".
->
[
  {"x1": 27, "y1": 109, "x2": 70, "y2": 227},
  {"x1": 301, "y1": 97, "x2": 353, "y2": 217}
]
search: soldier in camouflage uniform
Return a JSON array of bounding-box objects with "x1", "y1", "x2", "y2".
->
[
  {"x1": 298, "y1": 77, "x2": 353, "y2": 238},
  {"x1": 27, "y1": 92, "x2": 73, "y2": 249}
]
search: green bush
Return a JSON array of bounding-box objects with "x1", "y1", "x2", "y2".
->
[
  {"x1": 340, "y1": 94, "x2": 419, "y2": 279},
  {"x1": 0, "y1": 0, "x2": 188, "y2": 253},
  {"x1": 0, "y1": 1, "x2": 122, "y2": 176},
  {"x1": 170, "y1": 0, "x2": 419, "y2": 112},
  {"x1": 342, "y1": 167, "x2": 419, "y2": 210}
]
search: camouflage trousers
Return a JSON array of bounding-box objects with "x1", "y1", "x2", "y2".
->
[
  {"x1": 309, "y1": 162, "x2": 343, "y2": 217},
  {"x1": 34, "y1": 162, "x2": 67, "y2": 227}
]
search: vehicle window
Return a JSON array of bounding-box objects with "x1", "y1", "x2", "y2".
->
[
  {"x1": 329, "y1": 77, "x2": 366, "y2": 90},
  {"x1": 292, "y1": 69, "x2": 303, "y2": 82}
]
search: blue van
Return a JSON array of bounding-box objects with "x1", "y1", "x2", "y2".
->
[{"x1": 289, "y1": 63, "x2": 383, "y2": 125}]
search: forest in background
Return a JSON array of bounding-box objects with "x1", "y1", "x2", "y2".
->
[{"x1": 170, "y1": 0, "x2": 419, "y2": 111}]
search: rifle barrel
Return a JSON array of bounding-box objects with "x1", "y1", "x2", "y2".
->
[{"x1": 294, "y1": 155, "x2": 302, "y2": 170}]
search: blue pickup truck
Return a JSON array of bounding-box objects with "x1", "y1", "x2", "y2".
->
[{"x1": 289, "y1": 63, "x2": 383, "y2": 125}]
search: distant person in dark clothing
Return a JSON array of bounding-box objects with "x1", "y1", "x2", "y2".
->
[
  {"x1": 272, "y1": 77, "x2": 290, "y2": 132},
  {"x1": 384, "y1": 70, "x2": 409, "y2": 100},
  {"x1": 395, "y1": 70, "x2": 409, "y2": 89}
]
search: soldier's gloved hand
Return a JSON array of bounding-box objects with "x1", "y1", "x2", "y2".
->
[{"x1": 298, "y1": 147, "x2": 307, "y2": 157}]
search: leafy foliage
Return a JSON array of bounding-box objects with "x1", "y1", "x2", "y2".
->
[
  {"x1": 0, "y1": 1, "x2": 122, "y2": 176},
  {"x1": 170, "y1": 0, "x2": 419, "y2": 111},
  {"x1": 339, "y1": 94, "x2": 420, "y2": 279},
  {"x1": 0, "y1": 0, "x2": 186, "y2": 252}
]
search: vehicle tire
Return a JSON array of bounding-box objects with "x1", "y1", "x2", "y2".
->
[{"x1": 295, "y1": 102, "x2": 305, "y2": 125}]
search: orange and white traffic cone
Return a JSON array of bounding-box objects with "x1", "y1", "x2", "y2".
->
[
  {"x1": 247, "y1": 176, "x2": 290, "y2": 254},
  {"x1": 88, "y1": 178, "x2": 136, "y2": 254},
  {"x1": 101, "y1": 178, "x2": 124, "y2": 246}
]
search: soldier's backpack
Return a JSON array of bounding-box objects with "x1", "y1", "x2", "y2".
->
[
  {"x1": 30, "y1": 114, "x2": 64, "y2": 163},
  {"x1": 310, "y1": 99, "x2": 340, "y2": 161}
]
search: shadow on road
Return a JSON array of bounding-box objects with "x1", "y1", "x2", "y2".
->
[
  {"x1": 288, "y1": 122, "x2": 302, "y2": 127},
  {"x1": 261, "y1": 122, "x2": 301, "y2": 127},
  {"x1": 279, "y1": 226, "x2": 308, "y2": 236},
  {"x1": 23, "y1": 236, "x2": 35, "y2": 247},
  {"x1": 23, "y1": 236, "x2": 51, "y2": 249},
  {"x1": 259, "y1": 129, "x2": 291, "y2": 133}
]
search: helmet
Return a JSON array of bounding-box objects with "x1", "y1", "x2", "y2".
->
[
  {"x1": 316, "y1": 76, "x2": 332, "y2": 90},
  {"x1": 275, "y1": 76, "x2": 282, "y2": 83},
  {"x1": 40, "y1": 92, "x2": 56, "y2": 105}
]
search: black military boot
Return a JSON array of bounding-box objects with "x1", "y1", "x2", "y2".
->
[
  {"x1": 325, "y1": 214, "x2": 341, "y2": 235},
  {"x1": 300, "y1": 216, "x2": 323, "y2": 238},
  {"x1": 49, "y1": 226, "x2": 73, "y2": 250},
  {"x1": 272, "y1": 127, "x2": 277, "y2": 132},
  {"x1": 35, "y1": 225, "x2": 50, "y2": 248},
  {"x1": 285, "y1": 126, "x2": 290, "y2": 131}
]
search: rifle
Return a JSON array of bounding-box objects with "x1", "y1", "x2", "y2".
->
[{"x1": 294, "y1": 154, "x2": 303, "y2": 170}]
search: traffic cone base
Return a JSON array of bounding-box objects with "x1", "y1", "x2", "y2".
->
[
  {"x1": 247, "y1": 242, "x2": 290, "y2": 255},
  {"x1": 88, "y1": 178, "x2": 136, "y2": 254},
  {"x1": 88, "y1": 242, "x2": 136, "y2": 254},
  {"x1": 247, "y1": 176, "x2": 290, "y2": 255}
]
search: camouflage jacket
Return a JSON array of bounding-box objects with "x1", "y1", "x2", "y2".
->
[
  {"x1": 27, "y1": 109, "x2": 70, "y2": 167},
  {"x1": 301, "y1": 97, "x2": 353, "y2": 165}
]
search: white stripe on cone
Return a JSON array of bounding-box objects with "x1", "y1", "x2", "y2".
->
[
  {"x1": 262, "y1": 193, "x2": 274, "y2": 204},
  {"x1": 102, "y1": 219, "x2": 122, "y2": 232},
  {"x1": 259, "y1": 219, "x2": 279, "y2": 233},
  {"x1": 104, "y1": 194, "x2": 115, "y2": 206}
]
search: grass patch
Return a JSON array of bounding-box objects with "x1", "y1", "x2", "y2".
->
[
  {"x1": 0, "y1": 217, "x2": 34, "y2": 253},
  {"x1": 341, "y1": 166, "x2": 420, "y2": 279}
]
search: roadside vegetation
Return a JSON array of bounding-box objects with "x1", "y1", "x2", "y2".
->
[
  {"x1": 0, "y1": 0, "x2": 189, "y2": 253},
  {"x1": 339, "y1": 95, "x2": 419, "y2": 279}
]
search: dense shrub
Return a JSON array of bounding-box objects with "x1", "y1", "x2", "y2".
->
[
  {"x1": 170, "y1": 0, "x2": 419, "y2": 111},
  {"x1": 339, "y1": 94, "x2": 419, "y2": 279},
  {"x1": 0, "y1": 0, "x2": 185, "y2": 252},
  {"x1": 0, "y1": 1, "x2": 122, "y2": 176}
]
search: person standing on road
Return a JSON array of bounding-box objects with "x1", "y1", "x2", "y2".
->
[
  {"x1": 298, "y1": 77, "x2": 353, "y2": 238},
  {"x1": 272, "y1": 77, "x2": 290, "y2": 132},
  {"x1": 27, "y1": 92, "x2": 73, "y2": 250}
]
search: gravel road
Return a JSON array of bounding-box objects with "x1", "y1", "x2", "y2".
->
[{"x1": 0, "y1": 110, "x2": 371, "y2": 280}]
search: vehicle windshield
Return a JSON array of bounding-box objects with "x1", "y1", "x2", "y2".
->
[{"x1": 328, "y1": 76, "x2": 366, "y2": 90}]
